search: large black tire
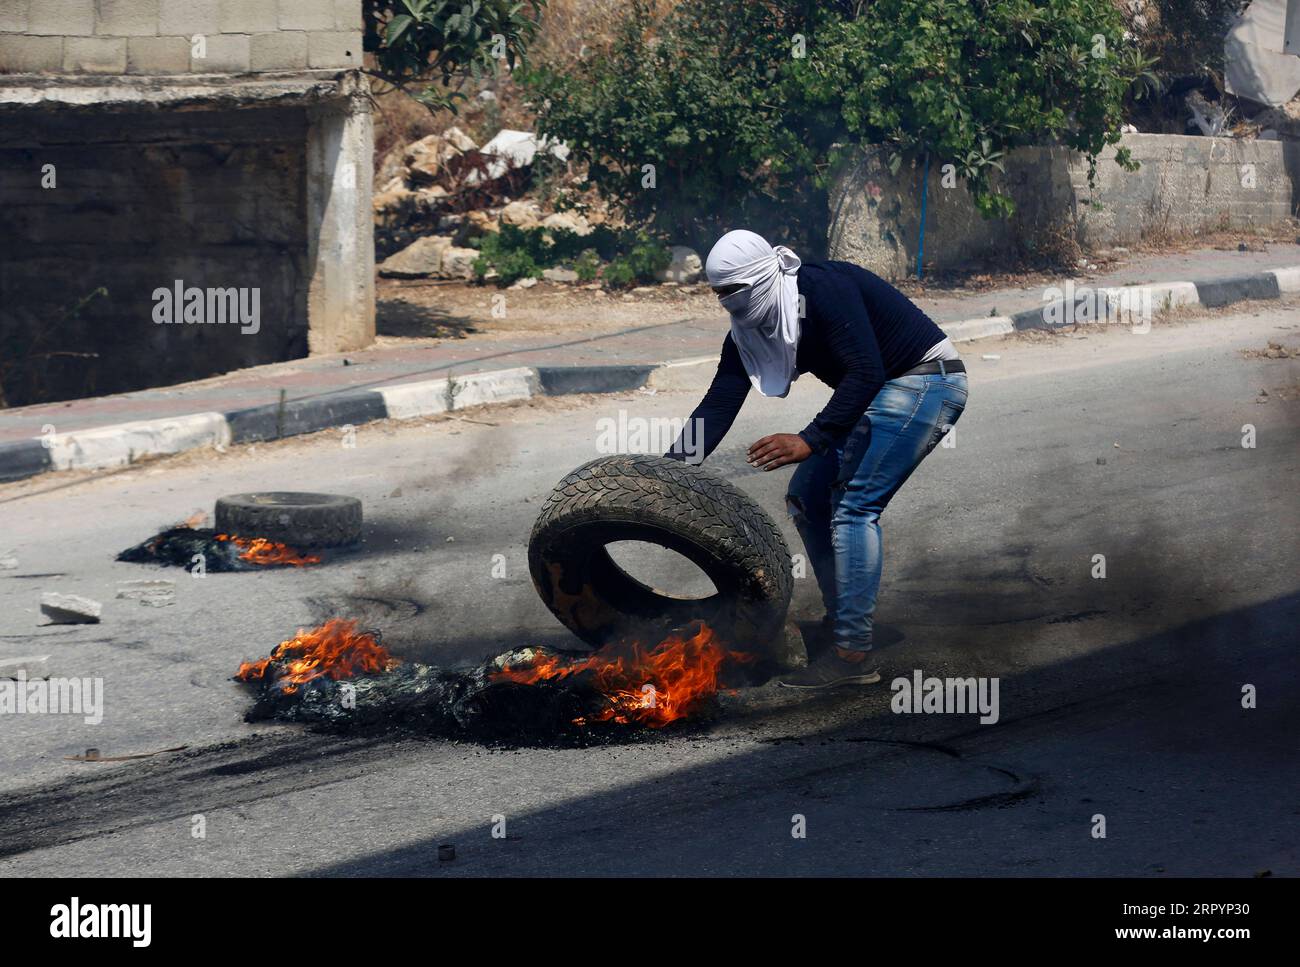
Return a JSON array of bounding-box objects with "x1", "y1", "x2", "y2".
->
[
  {"x1": 528, "y1": 455, "x2": 793, "y2": 652},
  {"x1": 214, "y1": 492, "x2": 362, "y2": 548}
]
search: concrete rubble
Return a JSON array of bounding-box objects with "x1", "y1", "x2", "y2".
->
[
  {"x1": 116, "y1": 579, "x2": 176, "y2": 608},
  {"x1": 374, "y1": 124, "x2": 702, "y2": 286},
  {"x1": 39, "y1": 592, "x2": 102, "y2": 624},
  {"x1": 0, "y1": 655, "x2": 51, "y2": 679}
]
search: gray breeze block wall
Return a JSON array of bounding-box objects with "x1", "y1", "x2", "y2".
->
[
  {"x1": 0, "y1": 0, "x2": 362, "y2": 74},
  {"x1": 0, "y1": 0, "x2": 373, "y2": 407},
  {"x1": 828, "y1": 133, "x2": 1299, "y2": 280}
]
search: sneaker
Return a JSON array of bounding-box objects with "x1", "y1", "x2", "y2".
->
[{"x1": 778, "y1": 649, "x2": 881, "y2": 689}]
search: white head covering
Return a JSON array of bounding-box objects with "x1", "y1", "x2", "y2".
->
[{"x1": 706, "y1": 230, "x2": 802, "y2": 397}]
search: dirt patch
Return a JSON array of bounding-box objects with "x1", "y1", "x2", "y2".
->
[
  {"x1": 895, "y1": 229, "x2": 1300, "y2": 301},
  {"x1": 1240, "y1": 341, "x2": 1297, "y2": 359},
  {"x1": 376, "y1": 277, "x2": 720, "y2": 339}
]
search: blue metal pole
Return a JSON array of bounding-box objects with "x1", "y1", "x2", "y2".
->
[{"x1": 917, "y1": 151, "x2": 930, "y2": 280}]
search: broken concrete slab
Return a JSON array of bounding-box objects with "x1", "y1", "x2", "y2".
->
[
  {"x1": 467, "y1": 129, "x2": 570, "y2": 185},
  {"x1": 39, "y1": 593, "x2": 102, "y2": 624},
  {"x1": 116, "y1": 579, "x2": 176, "y2": 607},
  {"x1": 0, "y1": 655, "x2": 51, "y2": 679}
]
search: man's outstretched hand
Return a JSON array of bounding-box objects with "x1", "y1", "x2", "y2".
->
[{"x1": 747, "y1": 433, "x2": 812, "y2": 471}]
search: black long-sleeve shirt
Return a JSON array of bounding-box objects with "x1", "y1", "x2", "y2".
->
[{"x1": 667, "y1": 260, "x2": 947, "y2": 461}]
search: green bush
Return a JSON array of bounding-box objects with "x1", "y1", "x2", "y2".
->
[
  {"x1": 573, "y1": 249, "x2": 602, "y2": 282},
  {"x1": 470, "y1": 223, "x2": 670, "y2": 287},
  {"x1": 791, "y1": 0, "x2": 1139, "y2": 218},
  {"x1": 603, "y1": 233, "x2": 673, "y2": 288},
  {"x1": 525, "y1": 0, "x2": 1145, "y2": 249},
  {"x1": 525, "y1": 0, "x2": 826, "y2": 254}
]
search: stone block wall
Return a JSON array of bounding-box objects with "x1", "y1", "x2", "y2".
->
[
  {"x1": 0, "y1": 0, "x2": 362, "y2": 74},
  {"x1": 829, "y1": 134, "x2": 1299, "y2": 279}
]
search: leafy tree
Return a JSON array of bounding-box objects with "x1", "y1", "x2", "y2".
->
[
  {"x1": 793, "y1": 0, "x2": 1140, "y2": 218},
  {"x1": 525, "y1": 0, "x2": 834, "y2": 254},
  {"x1": 1144, "y1": 0, "x2": 1248, "y2": 80},
  {"x1": 363, "y1": 0, "x2": 547, "y2": 112},
  {"x1": 525, "y1": 0, "x2": 1146, "y2": 251}
]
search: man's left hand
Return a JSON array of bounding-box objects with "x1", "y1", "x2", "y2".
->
[{"x1": 747, "y1": 433, "x2": 812, "y2": 471}]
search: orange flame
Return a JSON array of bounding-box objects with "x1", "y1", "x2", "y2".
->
[
  {"x1": 215, "y1": 533, "x2": 321, "y2": 567},
  {"x1": 492, "y1": 623, "x2": 749, "y2": 728},
  {"x1": 236, "y1": 618, "x2": 397, "y2": 693}
]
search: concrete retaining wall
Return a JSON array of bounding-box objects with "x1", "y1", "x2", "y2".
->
[
  {"x1": 829, "y1": 134, "x2": 1300, "y2": 280},
  {"x1": 0, "y1": 1, "x2": 374, "y2": 405},
  {"x1": 0, "y1": 106, "x2": 313, "y2": 404}
]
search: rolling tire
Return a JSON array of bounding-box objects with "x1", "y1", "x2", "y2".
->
[
  {"x1": 527, "y1": 455, "x2": 793, "y2": 652},
  {"x1": 214, "y1": 492, "x2": 362, "y2": 548}
]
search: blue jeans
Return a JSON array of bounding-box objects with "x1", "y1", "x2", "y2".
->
[{"x1": 786, "y1": 371, "x2": 968, "y2": 652}]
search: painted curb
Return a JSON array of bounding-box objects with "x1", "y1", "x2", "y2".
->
[
  {"x1": 0, "y1": 438, "x2": 52, "y2": 483},
  {"x1": 2, "y1": 264, "x2": 1295, "y2": 484},
  {"x1": 44, "y1": 413, "x2": 230, "y2": 474},
  {"x1": 942, "y1": 316, "x2": 1015, "y2": 342}
]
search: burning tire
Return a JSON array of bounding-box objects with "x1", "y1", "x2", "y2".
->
[
  {"x1": 214, "y1": 492, "x2": 361, "y2": 548},
  {"x1": 528, "y1": 455, "x2": 793, "y2": 653}
]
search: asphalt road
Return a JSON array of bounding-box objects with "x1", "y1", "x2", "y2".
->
[{"x1": 0, "y1": 305, "x2": 1297, "y2": 876}]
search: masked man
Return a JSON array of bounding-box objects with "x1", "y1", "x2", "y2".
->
[{"x1": 666, "y1": 230, "x2": 968, "y2": 688}]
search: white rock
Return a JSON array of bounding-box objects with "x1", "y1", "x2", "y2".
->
[
  {"x1": 378, "y1": 236, "x2": 454, "y2": 278},
  {"x1": 541, "y1": 211, "x2": 593, "y2": 236},
  {"x1": 40, "y1": 592, "x2": 102, "y2": 624},
  {"x1": 404, "y1": 126, "x2": 478, "y2": 175},
  {"x1": 439, "y1": 246, "x2": 481, "y2": 279},
  {"x1": 511, "y1": 276, "x2": 539, "y2": 289},
  {"x1": 0, "y1": 655, "x2": 50, "y2": 679},
  {"x1": 372, "y1": 186, "x2": 413, "y2": 212},
  {"x1": 655, "y1": 245, "x2": 703, "y2": 283},
  {"x1": 466, "y1": 129, "x2": 570, "y2": 185},
  {"x1": 499, "y1": 199, "x2": 545, "y2": 229},
  {"x1": 403, "y1": 125, "x2": 480, "y2": 165},
  {"x1": 542, "y1": 268, "x2": 579, "y2": 283}
]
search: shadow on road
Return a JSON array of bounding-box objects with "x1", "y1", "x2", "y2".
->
[{"x1": 0, "y1": 594, "x2": 1292, "y2": 875}]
